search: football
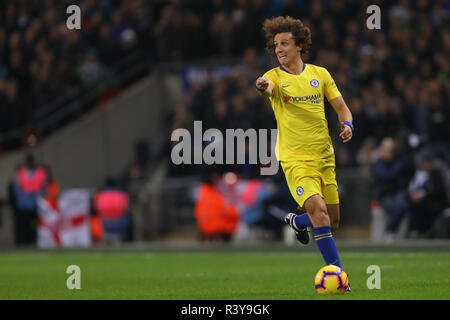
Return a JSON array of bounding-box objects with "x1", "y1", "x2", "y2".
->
[{"x1": 314, "y1": 265, "x2": 348, "y2": 295}]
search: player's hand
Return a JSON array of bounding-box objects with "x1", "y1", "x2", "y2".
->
[
  {"x1": 255, "y1": 77, "x2": 269, "y2": 92},
  {"x1": 340, "y1": 122, "x2": 353, "y2": 143}
]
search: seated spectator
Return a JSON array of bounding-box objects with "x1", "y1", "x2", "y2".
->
[
  {"x1": 372, "y1": 137, "x2": 414, "y2": 240},
  {"x1": 93, "y1": 178, "x2": 131, "y2": 243},
  {"x1": 408, "y1": 154, "x2": 449, "y2": 237}
]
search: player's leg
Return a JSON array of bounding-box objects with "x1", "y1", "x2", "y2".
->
[
  {"x1": 286, "y1": 210, "x2": 313, "y2": 229},
  {"x1": 285, "y1": 158, "x2": 340, "y2": 234},
  {"x1": 285, "y1": 184, "x2": 340, "y2": 241},
  {"x1": 304, "y1": 194, "x2": 342, "y2": 269},
  {"x1": 304, "y1": 194, "x2": 331, "y2": 226},
  {"x1": 281, "y1": 161, "x2": 315, "y2": 244},
  {"x1": 321, "y1": 178, "x2": 350, "y2": 291},
  {"x1": 321, "y1": 160, "x2": 340, "y2": 231},
  {"x1": 326, "y1": 204, "x2": 340, "y2": 230},
  {"x1": 285, "y1": 211, "x2": 311, "y2": 244},
  {"x1": 320, "y1": 157, "x2": 340, "y2": 230}
]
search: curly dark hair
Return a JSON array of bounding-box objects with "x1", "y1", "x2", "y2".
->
[{"x1": 263, "y1": 16, "x2": 312, "y2": 56}]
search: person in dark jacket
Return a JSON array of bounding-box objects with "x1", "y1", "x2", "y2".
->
[
  {"x1": 372, "y1": 137, "x2": 414, "y2": 236},
  {"x1": 408, "y1": 154, "x2": 449, "y2": 237}
]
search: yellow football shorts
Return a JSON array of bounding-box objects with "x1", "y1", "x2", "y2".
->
[{"x1": 281, "y1": 156, "x2": 339, "y2": 210}]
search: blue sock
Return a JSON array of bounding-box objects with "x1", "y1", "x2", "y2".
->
[
  {"x1": 294, "y1": 213, "x2": 313, "y2": 229},
  {"x1": 313, "y1": 226, "x2": 342, "y2": 268}
]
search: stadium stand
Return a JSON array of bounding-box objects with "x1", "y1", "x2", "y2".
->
[{"x1": 0, "y1": 0, "x2": 448, "y2": 241}]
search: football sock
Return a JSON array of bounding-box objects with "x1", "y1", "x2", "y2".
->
[
  {"x1": 313, "y1": 226, "x2": 342, "y2": 269},
  {"x1": 294, "y1": 213, "x2": 313, "y2": 229}
]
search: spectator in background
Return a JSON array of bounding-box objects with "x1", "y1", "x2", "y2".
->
[
  {"x1": 78, "y1": 49, "x2": 109, "y2": 87},
  {"x1": 357, "y1": 137, "x2": 378, "y2": 168},
  {"x1": 121, "y1": 162, "x2": 145, "y2": 202},
  {"x1": 209, "y1": 10, "x2": 233, "y2": 57},
  {"x1": 93, "y1": 178, "x2": 131, "y2": 243},
  {"x1": 408, "y1": 154, "x2": 449, "y2": 238},
  {"x1": 171, "y1": 102, "x2": 195, "y2": 133},
  {"x1": 0, "y1": 0, "x2": 447, "y2": 163},
  {"x1": 96, "y1": 23, "x2": 122, "y2": 67},
  {"x1": 194, "y1": 170, "x2": 239, "y2": 242},
  {"x1": 12, "y1": 154, "x2": 49, "y2": 245},
  {"x1": 348, "y1": 96, "x2": 371, "y2": 158},
  {"x1": 372, "y1": 137, "x2": 414, "y2": 239}
]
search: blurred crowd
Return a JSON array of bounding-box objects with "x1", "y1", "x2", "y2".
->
[
  {"x1": 1, "y1": 0, "x2": 448, "y2": 157},
  {"x1": 0, "y1": 0, "x2": 153, "y2": 151},
  {"x1": 8, "y1": 153, "x2": 140, "y2": 247},
  {"x1": 0, "y1": 0, "x2": 449, "y2": 240}
]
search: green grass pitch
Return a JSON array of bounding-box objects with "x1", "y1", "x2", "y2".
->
[{"x1": 0, "y1": 245, "x2": 449, "y2": 300}]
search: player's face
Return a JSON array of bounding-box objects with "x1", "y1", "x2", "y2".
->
[{"x1": 274, "y1": 33, "x2": 301, "y2": 65}]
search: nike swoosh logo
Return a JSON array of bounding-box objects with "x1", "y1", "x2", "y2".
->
[{"x1": 282, "y1": 85, "x2": 290, "y2": 88}]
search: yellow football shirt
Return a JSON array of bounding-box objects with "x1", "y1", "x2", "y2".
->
[{"x1": 263, "y1": 63, "x2": 341, "y2": 161}]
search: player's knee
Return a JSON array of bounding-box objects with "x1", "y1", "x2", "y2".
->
[{"x1": 311, "y1": 207, "x2": 330, "y2": 227}]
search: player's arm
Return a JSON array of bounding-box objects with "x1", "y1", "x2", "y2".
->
[
  {"x1": 255, "y1": 76, "x2": 274, "y2": 98},
  {"x1": 329, "y1": 96, "x2": 353, "y2": 143}
]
